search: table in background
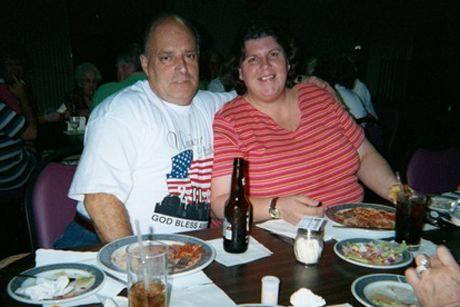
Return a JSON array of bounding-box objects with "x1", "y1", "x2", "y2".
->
[{"x1": 1, "y1": 227, "x2": 459, "y2": 306}]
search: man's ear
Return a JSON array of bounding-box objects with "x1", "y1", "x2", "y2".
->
[{"x1": 140, "y1": 54, "x2": 149, "y2": 76}]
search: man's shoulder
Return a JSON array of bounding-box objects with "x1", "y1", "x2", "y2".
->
[
  {"x1": 192, "y1": 90, "x2": 236, "y2": 112},
  {"x1": 91, "y1": 81, "x2": 151, "y2": 119}
]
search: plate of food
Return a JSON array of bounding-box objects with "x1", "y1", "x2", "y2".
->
[
  {"x1": 326, "y1": 203, "x2": 395, "y2": 230},
  {"x1": 351, "y1": 274, "x2": 420, "y2": 307},
  {"x1": 427, "y1": 195, "x2": 459, "y2": 212},
  {"x1": 97, "y1": 234, "x2": 216, "y2": 278},
  {"x1": 7, "y1": 263, "x2": 105, "y2": 305},
  {"x1": 334, "y1": 238, "x2": 412, "y2": 269}
]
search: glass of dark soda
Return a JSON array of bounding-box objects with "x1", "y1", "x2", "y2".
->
[{"x1": 395, "y1": 192, "x2": 427, "y2": 251}]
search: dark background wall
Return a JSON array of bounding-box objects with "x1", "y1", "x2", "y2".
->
[{"x1": 1, "y1": 0, "x2": 459, "y2": 161}]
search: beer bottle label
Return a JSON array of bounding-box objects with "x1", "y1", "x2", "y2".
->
[{"x1": 223, "y1": 218, "x2": 232, "y2": 240}]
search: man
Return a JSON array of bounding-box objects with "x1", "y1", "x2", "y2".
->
[
  {"x1": 0, "y1": 99, "x2": 37, "y2": 193},
  {"x1": 92, "y1": 44, "x2": 147, "y2": 109},
  {"x1": 58, "y1": 14, "x2": 235, "y2": 248}
]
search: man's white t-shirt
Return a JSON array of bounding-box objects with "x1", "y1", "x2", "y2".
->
[
  {"x1": 352, "y1": 79, "x2": 378, "y2": 119},
  {"x1": 334, "y1": 84, "x2": 367, "y2": 120},
  {"x1": 68, "y1": 81, "x2": 236, "y2": 234}
]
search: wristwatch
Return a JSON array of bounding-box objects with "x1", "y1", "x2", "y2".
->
[{"x1": 269, "y1": 197, "x2": 281, "y2": 219}]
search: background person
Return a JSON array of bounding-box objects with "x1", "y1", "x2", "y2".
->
[
  {"x1": 0, "y1": 99, "x2": 37, "y2": 194},
  {"x1": 211, "y1": 19, "x2": 397, "y2": 226},
  {"x1": 66, "y1": 62, "x2": 101, "y2": 118},
  {"x1": 92, "y1": 43, "x2": 147, "y2": 109}
]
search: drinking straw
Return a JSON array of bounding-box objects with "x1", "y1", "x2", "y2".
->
[
  {"x1": 135, "y1": 219, "x2": 149, "y2": 290},
  {"x1": 395, "y1": 171, "x2": 403, "y2": 189}
]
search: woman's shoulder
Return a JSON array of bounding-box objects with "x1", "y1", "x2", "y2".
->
[{"x1": 215, "y1": 95, "x2": 249, "y2": 118}]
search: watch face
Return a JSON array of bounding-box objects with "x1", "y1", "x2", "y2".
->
[{"x1": 269, "y1": 208, "x2": 280, "y2": 219}]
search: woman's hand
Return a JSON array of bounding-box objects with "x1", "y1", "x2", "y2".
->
[{"x1": 277, "y1": 195, "x2": 324, "y2": 225}]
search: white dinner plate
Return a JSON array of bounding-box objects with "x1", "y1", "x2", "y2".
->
[
  {"x1": 97, "y1": 233, "x2": 216, "y2": 278},
  {"x1": 63, "y1": 130, "x2": 85, "y2": 136},
  {"x1": 428, "y1": 195, "x2": 459, "y2": 212},
  {"x1": 351, "y1": 274, "x2": 420, "y2": 307},
  {"x1": 334, "y1": 238, "x2": 412, "y2": 269},
  {"x1": 325, "y1": 203, "x2": 395, "y2": 240},
  {"x1": 7, "y1": 263, "x2": 105, "y2": 305}
]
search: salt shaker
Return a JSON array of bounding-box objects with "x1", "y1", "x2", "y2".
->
[{"x1": 294, "y1": 217, "x2": 326, "y2": 265}]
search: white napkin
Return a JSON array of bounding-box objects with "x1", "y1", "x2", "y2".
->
[
  {"x1": 411, "y1": 238, "x2": 438, "y2": 257},
  {"x1": 206, "y1": 236, "x2": 272, "y2": 267},
  {"x1": 257, "y1": 219, "x2": 297, "y2": 239},
  {"x1": 290, "y1": 288, "x2": 326, "y2": 307},
  {"x1": 15, "y1": 275, "x2": 73, "y2": 301},
  {"x1": 169, "y1": 283, "x2": 236, "y2": 307},
  {"x1": 36, "y1": 249, "x2": 125, "y2": 307}
]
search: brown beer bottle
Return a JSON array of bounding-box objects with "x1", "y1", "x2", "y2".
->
[{"x1": 223, "y1": 157, "x2": 251, "y2": 253}]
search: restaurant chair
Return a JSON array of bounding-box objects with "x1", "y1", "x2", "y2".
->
[
  {"x1": 25, "y1": 146, "x2": 82, "y2": 250},
  {"x1": 406, "y1": 147, "x2": 460, "y2": 194}
]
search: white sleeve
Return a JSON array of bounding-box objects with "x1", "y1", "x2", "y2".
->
[{"x1": 68, "y1": 115, "x2": 142, "y2": 204}]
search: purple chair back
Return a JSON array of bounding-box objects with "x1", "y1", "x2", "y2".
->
[
  {"x1": 31, "y1": 163, "x2": 77, "y2": 248},
  {"x1": 406, "y1": 148, "x2": 460, "y2": 194}
]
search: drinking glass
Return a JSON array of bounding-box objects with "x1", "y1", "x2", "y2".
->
[
  {"x1": 68, "y1": 116, "x2": 80, "y2": 132},
  {"x1": 127, "y1": 240, "x2": 169, "y2": 307},
  {"x1": 395, "y1": 192, "x2": 427, "y2": 251}
]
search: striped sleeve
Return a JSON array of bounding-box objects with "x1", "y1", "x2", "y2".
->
[
  {"x1": 212, "y1": 106, "x2": 242, "y2": 179},
  {"x1": 331, "y1": 94, "x2": 365, "y2": 149},
  {"x1": 0, "y1": 101, "x2": 27, "y2": 139}
]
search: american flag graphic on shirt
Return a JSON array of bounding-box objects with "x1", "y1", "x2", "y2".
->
[{"x1": 166, "y1": 150, "x2": 212, "y2": 205}]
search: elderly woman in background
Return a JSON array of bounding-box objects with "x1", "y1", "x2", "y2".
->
[
  {"x1": 67, "y1": 62, "x2": 101, "y2": 118},
  {"x1": 211, "y1": 19, "x2": 398, "y2": 226}
]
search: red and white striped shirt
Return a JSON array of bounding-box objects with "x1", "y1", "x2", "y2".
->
[{"x1": 212, "y1": 82, "x2": 365, "y2": 207}]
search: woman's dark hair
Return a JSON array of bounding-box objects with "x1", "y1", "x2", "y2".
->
[{"x1": 232, "y1": 19, "x2": 297, "y2": 95}]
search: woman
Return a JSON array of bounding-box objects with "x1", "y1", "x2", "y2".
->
[
  {"x1": 67, "y1": 62, "x2": 101, "y2": 118},
  {"x1": 211, "y1": 20, "x2": 397, "y2": 226}
]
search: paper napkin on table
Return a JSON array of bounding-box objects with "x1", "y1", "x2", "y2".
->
[
  {"x1": 290, "y1": 288, "x2": 326, "y2": 307},
  {"x1": 206, "y1": 236, "x2": 272, "y2": 267},
  {"x1": 15, "y1": 275, "x2": 73, "y2": 301},
  {"x1": 411, "y1": 238, "x2": 438, "y2": 257},
  {"x1": 256, "y1": 219, "x2": 298, "y2": 239},
  {"x1": 36, "y1": 249, "x2": 125, "y2": 307},
  {"x1": 170, "y1": 283, "x2": 236, "y2": 307}
]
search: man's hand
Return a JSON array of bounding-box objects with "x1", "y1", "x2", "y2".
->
[
  {"x1": 405, "y1": 246, "x2": 460, "y2": 307},
  {"x1": 85, "y1": 193, "x2": 133, "y2": 243},
  {"x1": 277, "y1": 195, "x2": 324, "y2": 226}
]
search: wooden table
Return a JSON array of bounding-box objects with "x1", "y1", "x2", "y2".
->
[{"x1": 1, "y1": 227, "x2": 459, "y2": 306}]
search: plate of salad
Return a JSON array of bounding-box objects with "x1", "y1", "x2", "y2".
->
[{"x1": 334, "y1": 238, "x2": 412, "y2": 269}]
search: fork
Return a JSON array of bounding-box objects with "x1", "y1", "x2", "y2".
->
[{"x1": 170, "y1": 255, "x2": 192, "y2": 270}]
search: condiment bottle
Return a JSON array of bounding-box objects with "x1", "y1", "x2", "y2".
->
[
  {"x1": 294, "y1": 217, "x2": 326, "y2": 265},
  {"x1": 223, "y1": 157, "x2": 251, "y2": 253}
]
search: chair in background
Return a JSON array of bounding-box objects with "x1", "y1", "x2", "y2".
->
[
  {"x1": 374, "y1": 104, "x2": 400, "y2": 165},
  {"x1": 406, "y1": 147, "x2": 460, "y2": 194},
  {"x1": 25, "y1": 145, "x2": 82, "y2": 250}
]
